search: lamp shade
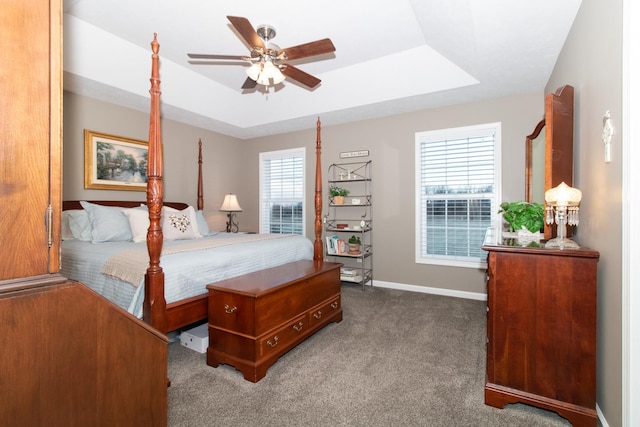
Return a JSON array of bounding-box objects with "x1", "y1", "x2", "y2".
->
[
  {"x1": 219, "y1": 194, "x2": 242, "y2": 212},
  {"x1": 262, "y1": 61, "x2": 285, "y2": 84},
  {"x1": 246, "y1": 63, "x2": 262, "y2": 81},
  {"x1": 545, "y1": 182, "x2": 582, "y2": 206}
]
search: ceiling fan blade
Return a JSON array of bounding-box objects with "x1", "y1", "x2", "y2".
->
[
  {"x1": 242, "y1": 77, "x2": 258, "y2": 90},
  {"x1": 281, "y1": 64, "x2": 321, "y2": 88},
  {"x1": 280, "y1": 38, "x2": 335, "y2": 61},
  {"x1": 227, "y1": 16, "x2": 265, "y2": 50},
  {"x1": 187, "y1": 53, "x2": 250, "y2": 60}
]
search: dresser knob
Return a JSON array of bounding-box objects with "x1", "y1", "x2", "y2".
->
[
  {"x1": 224, "y1": 304, "x2": 237, "y2": 314},
  {"x1": 330, "y1": 301, "x2": 339, "y2": 309},
  {"x1": 267, "y1": 336, "x2": 279, "y2": 348},
  {"x1": 313, "y1": 311, "x2": 322, "y2": 319},
  {"x1": 293, "y1": 322, "x2": 304, "y2": 332}
]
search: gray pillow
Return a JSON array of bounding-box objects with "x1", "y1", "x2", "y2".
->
[
  {"x1": 196, "y1": 210, "x2": 211, "y2": 236},
  {"x1": 62, "y1": 209, "x2": 92, "y2": 241},
  {"x1": 80, "y1": 201, "x2": 133, "y2": 243}
]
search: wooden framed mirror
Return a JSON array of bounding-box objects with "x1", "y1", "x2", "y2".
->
[
  {"x1": 525, "y1": 85, "x2": 574, "y2": 239},
  {"x1": 525, "y1": 119, "x2": 546, "y2": 204}
]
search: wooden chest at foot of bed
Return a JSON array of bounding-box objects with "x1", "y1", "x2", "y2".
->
[{"x1": 206, "y1": 260, "x2": 343, "y2": 382}]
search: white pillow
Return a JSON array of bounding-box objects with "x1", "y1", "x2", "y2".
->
[
  {"x1": 80, "y1": 201, "x2": 133, "y2": 243},
  {"x1": 162, "y1": 206, "x2": 201, "y2": 240},
  {"x1": 122, "y1": 208, "x2": 149, "y2": 243},
  {"x1": 62, "y1": 209, "x2": 92, "y2": 241}
]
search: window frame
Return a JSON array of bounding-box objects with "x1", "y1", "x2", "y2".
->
[
  {"x1": 259, "y1": 147, "x2": 306, "y2": 235},
  {"x1": 414, "y1": 122, "x2": 502, "y2": 269}
]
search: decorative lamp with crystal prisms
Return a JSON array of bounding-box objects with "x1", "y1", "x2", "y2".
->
[
  {"x1": 219, "y1": 194, "x2": 242, "y2": 233},
  {"x1": 544, "y1": 182, "x2": 582, "y2": 249}
]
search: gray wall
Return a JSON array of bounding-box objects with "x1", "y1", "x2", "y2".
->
[
  {"x1": 64, "y1": 90, "x2": 542, "y2": 297},
  {"x1": 546, "y1": 0, "x2": 623, "y2": 424},
  {"x1": 241, "y1": 94, "x2": 542, "y2": 295},
  {"x1": 63, "y1": 92, "x2": 243, "y2": 231}
]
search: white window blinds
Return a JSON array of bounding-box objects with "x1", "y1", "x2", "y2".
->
[
  {"x1": 259, "y1": 148, "x2": 306, "y2": 235},
  {"x1": 415, "y1": 123, "x2": 501, "y2": 267}
]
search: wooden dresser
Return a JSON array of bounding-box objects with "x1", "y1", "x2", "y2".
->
[
  {"x1": 207, "y1": 260, "x2": 342, "y2": 382},
  {"x1": 482, "y1": 236, "x2": 599, "y2": 427}
]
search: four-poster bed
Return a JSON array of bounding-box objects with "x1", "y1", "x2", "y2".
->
[{"x1": 62, "y1": 34, "x2": 336, "y2": 336}]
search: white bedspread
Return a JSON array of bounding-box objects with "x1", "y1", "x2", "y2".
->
[
  {"x1": 61, "y1": 233, "x2": 313, "y2": 318},
  {"x1": 101, "y1": 233, "x2": 294, "y2": 286}
]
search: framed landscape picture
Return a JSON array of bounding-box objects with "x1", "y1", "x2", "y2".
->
[{"x1": 84, "y1": 129, "x2": 148, "y2": 191}]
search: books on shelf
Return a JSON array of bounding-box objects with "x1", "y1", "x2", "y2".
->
[
  {"x1": 341, "y1": 267, "x2": 357, "y2": 276},
  {"x1": 340, "y1": 267, "x2": 362, "y2": 282},
  {"x1": 326, "y1": 235, "x2": 347, "y2": 255}
]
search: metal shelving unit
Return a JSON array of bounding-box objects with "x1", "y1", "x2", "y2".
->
[{"x1": 324, "y1": 161, "x2": 372, "y2": 288}]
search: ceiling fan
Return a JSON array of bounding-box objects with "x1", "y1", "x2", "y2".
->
[{"x1": 187, "y1": 16, "x2": 335, "y2": 90}]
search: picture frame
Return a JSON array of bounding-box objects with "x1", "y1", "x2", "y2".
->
[{"x1": 84, "y1": 129, "x2": 148, "y2": 191}]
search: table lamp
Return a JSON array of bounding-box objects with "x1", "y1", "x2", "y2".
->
[
  {"x1": 219, "y1": 194, "x2": 242, "y2": 233},
  {"x1": 544, "y1": 182, "x2": 581, "y2": 249}
]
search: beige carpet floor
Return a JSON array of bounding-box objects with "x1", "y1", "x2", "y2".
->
[{"x1": 167, "y1": 284, "x2": 574, "y2": 426}]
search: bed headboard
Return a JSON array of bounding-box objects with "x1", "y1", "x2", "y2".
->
[{"x1": 62, "y1": 200, "x2": 189, "y2": 211}]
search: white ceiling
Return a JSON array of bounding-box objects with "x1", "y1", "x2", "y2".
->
[{"x1": 63, "y1": 0, "x2": 582, "y2": 139}]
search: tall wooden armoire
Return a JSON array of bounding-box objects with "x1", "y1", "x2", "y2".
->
[{"x1": 1, "y1": 1, "x2": 168, "y2": 425}]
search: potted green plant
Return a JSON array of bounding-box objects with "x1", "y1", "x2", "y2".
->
[
  {"x1": 329, "y1": 185, "x2": 350, "y2": 204},
  {"x1": 348, "y1": 235, "x2": 361, "y2": 254},
  {"x1": 498, "y1": 201, "x2": 545, "y2": 234}
]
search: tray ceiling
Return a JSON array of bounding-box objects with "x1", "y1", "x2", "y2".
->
[{"x1": 63, "y1": 0, "x2": 581, "y2": 139}]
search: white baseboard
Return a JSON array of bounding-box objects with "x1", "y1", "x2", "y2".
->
[
  {"x1": 596, "y1": 403, "x2": 609, "y2": 427},
  {"x1": 372, "y1": 280, "x2": 487, "y2": 301}
]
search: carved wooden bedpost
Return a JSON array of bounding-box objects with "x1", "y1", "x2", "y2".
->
[
  {"x1": 144, "y1": 34, "x2": 167, "y2": 333},
  {"x1": 314, "y1": 117, "x2": 324, "y2": 261},
  {"x1": 197, "y1": 139, "x2": 204, "y2": 211}
]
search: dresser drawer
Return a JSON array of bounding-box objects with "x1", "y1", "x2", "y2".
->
[
  {"x1": 308, "y1": 295, "x2": 341, "y2": 328},
  {"x1": 258, "y1": 315, "x2": 307, "y2": 359}
]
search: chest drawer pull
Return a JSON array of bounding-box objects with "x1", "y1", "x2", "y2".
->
[
  {"x1": 267, "y1": 336, "x2": 279, "y2": 348},
  {"x1": 224, "y1": 304, "x2": 237, "y2": 314},
  {"x1": 292, "y1": 322, "x2": 304, "y2": 332},
  {"x1": 313, "y1": 311, "x2": 322, "y2": 319},
  {"x1": 331, "y1": 301, "x2": 339, "y2": 309}
]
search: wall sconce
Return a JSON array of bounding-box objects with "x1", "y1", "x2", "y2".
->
[
  {"x1": 219, "y1": 194, "x2": 242, "y2": 233},
  {"x1": 544, "y1": 182, "x2": 582, "y2": 249}
]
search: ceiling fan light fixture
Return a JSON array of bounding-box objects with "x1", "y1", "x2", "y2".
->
[
  {"x1": 189, "y1": 16, "x2": 335, "y2": 90},
  {"x1": 246, "y1": 63, "x2": 262, "y2": 81},
  {"x1": 263, "y1": 61, "x2": 285, "y2": 84},
  {"x1": 272, "y1": 71, "x2": 286, "y2": 85},
  {"x1": 248, "y1": 60, "x2": 285, "y2": 86}
]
